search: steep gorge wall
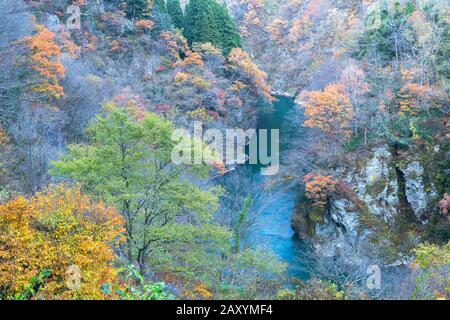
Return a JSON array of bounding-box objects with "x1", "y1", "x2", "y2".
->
[{"x1": 292, "y1": 144, "x2": 445, "y2": 264}]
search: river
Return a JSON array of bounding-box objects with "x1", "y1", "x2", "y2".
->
[{"x1": 248, "y1": 96, "x2": 312, "y2": 279}]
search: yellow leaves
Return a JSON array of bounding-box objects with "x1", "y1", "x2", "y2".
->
[
  {"x1": 228, "y1": 48, "x2": 273, "y2": 101},
  {"x1": 406, "y1": 10, "x2": 432, "y2": 44},
  {"x1": 0, "y1": 185, "x2": 125, "y2": 299},
  {"x1": 192, "y1": 42, "x2": 222, "y2": 57},
  {"x1": 22, "y1": 24, "x2": 65, "y2": 99},
  {"x1": 239, "y1": 0, "x2": 264, "y2": 37},
  {"x1": 0, "y1": 127, "x2": 8, "y2": 147},
  {"x1": 231, "y1": 80, "x2": 247, "y2": 92},
  {"x1": 194, "y1": 283, "x2": 213, "y2": 299},
  {"x1": 175, "y1": 72, "x2": 190, "y2": 84},
  {"x1": 190, "y1": 75, "x2": 210, "y2": 89},
  {"x1": 400, "y1": 67, "x2": 419, "y2": 81},
  {"x1": 299, "y1": 84, "x2": 353, "y2": 138},
  {"x1": 175, "y1": 72, "x2": 210, "y2": 89},
  {"x1": 187, "y1": 108, "x2": 215, "y2": 123}
]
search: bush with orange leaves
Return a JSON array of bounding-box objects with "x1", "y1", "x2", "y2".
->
[
  {"x1": 21, "y1": 24, "x2": 65, "y2": 99},
  {"x1": 0, "y1": 185, "x2": 125, "y2": 299},
  {"x1": 134, "y1": 19, "x2": 155, "y2": 31},
  {"x1": 304, "y1": 173, "x2": 337, "y2": 207}
]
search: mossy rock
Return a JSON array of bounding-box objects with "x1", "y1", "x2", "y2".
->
[{"x1": 366, "y1": 177, "x2": 388, "y2": 197}]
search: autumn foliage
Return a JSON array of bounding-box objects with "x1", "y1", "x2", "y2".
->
[
  {"x1": 228, "y1": 48, "x2": 273, "y2": 101},
  {"x1": 22, "y1": 24, "x2": 65, "y2": 99},
  {"x1": 0, "y1": 185, "x2": 124, "y2": 299},
  {"x1": 439, "y1": 193, "x2": 450, "y2": 220},
  {"x1": 304, "y1": 173, "x2": 337, "y2": 207},
  {"x1": 299, "y1": 84, "x2": 353, "y2": 139}
]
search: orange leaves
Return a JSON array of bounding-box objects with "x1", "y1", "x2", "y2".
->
[
  {"x1": 398, "y1": 83, "x2": 435, "y2": 115},
  {"x1": 134, "y1": 19, "x2": 155, "y2": 31},
  {"x1": 194, "y1": 283, "x2": 213, "y2": 299},
  {"x1": 299, "y1": 84, "x2": 353, "y2": 138},
  {"x1": 239, "y1": 0, "x2": 264, "y2": 37},
  {"x1": 0, "y1": 185, "x2": 124, "y2": 299},
  {"x1": 22, "y1": 24, "x2": 65, "y2": 99},
  {"x1": 304, "y1": 173, "x2": 337, "y2": 207},
  {"x1": 228, "y1": 48, "x2": 273, "y2": 101},
  {"x1": 160, "y1": 31, "x2": 189, "y2": 64},
  {"x1": 265, "y1": 18, "x2": 288, "y2": 43},
  {"x1": 175, "y1": 50, "x2": 204, "y2": 68}
]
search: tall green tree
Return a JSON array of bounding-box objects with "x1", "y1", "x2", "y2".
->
[
  {"x1": 151, "y1": 0, "x2": 173, "y2": 33},
  {"x1": 152, "y1": 0, "x2": 167, "y2": 13},
  {"x1": 125, "y1": 0, "x2": 151, "y2": 20},
  {"x1": 184, "y1": 0, "x2": 241, "y2": 55},
  {"x1": 184, "y1": 0, "x2": 219, "y2": 47},
  {"x1": 51, "y1": 102, "x2": 222, "y2": 275},
  {"x1": 214, "y1": 2, "x2": 241, "y2": 55},
  {"x1": 167, "y1": 0, "x2": 185, "y2": 30}
]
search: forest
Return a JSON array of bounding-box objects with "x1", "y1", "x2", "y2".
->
[{"x1": 0, "y1": 0, "x2": 448, "y2": 300}]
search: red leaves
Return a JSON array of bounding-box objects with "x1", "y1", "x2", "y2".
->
[{"x1": 439, "y1": 193, "x2": 450, "y2": 219}]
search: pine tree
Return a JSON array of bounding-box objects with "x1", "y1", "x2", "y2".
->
[
  {"x1": 184, "y1": 0, "x2": 241, "y2": 55},
  {"x1": 153, "y1": 0, "x2": 167, "y2": 13},
  {"x1": 214, "y1": 2, "x2": 241, "y2": 55},
  {"x1": 184, "y1": 0, "x2": 219, "y2": 47},
  {"x1": 167, "y1": 0, "x2": 184, "y2": 30},
  {"x1": 126, "y1": 0, "x2": 151, "y2": 20},
  {"x1": 151, "y1": 0, "x2": 173, "y2": 33}
]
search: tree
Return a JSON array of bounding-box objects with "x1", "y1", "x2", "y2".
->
[
  {"x1": 21, "y1": 24, "x2": 65, "y2": 100},
  {"x1": 214, "y1": 2, "x2": 241, "y2": 54},
  {"x1": 125, "y1": 0, "x2": 151, "y2": 20},
  {"x1": 184, "y1": 0, "x2": 219, "y2": 47},
  {"x1": 0, "y1": 184, "x2": 124, "y2": 299},
  {"x1": 303, "y1": 173, "x2": 337, "y2": 207},
  {"x1": 151, "y1": 0, "x2": 173, "y2": 33},
  {"x1": 184, "y1": 0, "x2": 241, "y2": 54},
  {"x1": 227, "y1": 48, "x2": 273, "y2": 101},
  {"x1": 411, "y1": 242, "x2": 450, "y2": 299},
  {"x1": 167, "y1": 0, "x2": 184, "y2": 29},
  {"x1": 298, "y1": 84, "x2": 353, "y2": 140},
  {"x1": 51, "y1": 102, "x2": 221, "y2": 275}
]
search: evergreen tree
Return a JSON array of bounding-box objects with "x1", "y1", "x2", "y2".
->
[
  {"x1": 214, "y1": 2, "x2": 241, "y2": 55},
  {"x1": 184, "y1": 0, "x2": 241, "y2": 55},
  {"x1": 167, "y1": 0, "x2": 185, "y2": 30},
  {"x1": 125, "y1": 0, "x2": 151, "y2": 20},
  {"x1": 184, "y1": 0, "x2": 219, "y2": 47},
  {"x1": 152, "y1": 0, "x2": 167, "y2": 13},
  {"x1": 151, "y1": 0, "x2": 173, "y2": 34}
]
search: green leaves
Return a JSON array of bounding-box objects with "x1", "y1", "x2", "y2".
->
[
  {"x1": 51, "y1": 102, "x2": 221, "y2": 276},
  {"x1": 184, "y1": 0, "x2": 241, "y2": 55},
  {"x1": 167, "y1": 0, "x2": 185, "y2": 29},
  {"x1": 14, "y1": 269, "x2": 51, "y2": 300}
]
